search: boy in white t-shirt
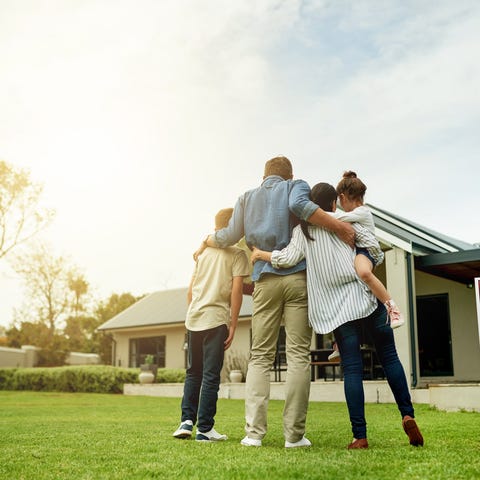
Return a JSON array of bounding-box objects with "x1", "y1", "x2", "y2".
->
[{"x1": 173, "y1": 208, "x2": 250, "y2": 442}]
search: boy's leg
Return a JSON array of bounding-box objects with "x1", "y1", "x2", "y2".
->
[
  {"x1": 334, "y1": 319, "x2": 367, "y2": 441},
  {"x1": 196, "y1": 324, "x2": 228, "y2": 433},
  {"x1": 180, "y1": 330, "x2": 203, "y2": 423}
]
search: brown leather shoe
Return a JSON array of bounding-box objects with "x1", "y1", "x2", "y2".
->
[
  {"x1": 347, "y1": 438, "x2": 369, "y2": 449},
  {"x1": 402, "y1": 415, "x2": 424, "y2": 446}
]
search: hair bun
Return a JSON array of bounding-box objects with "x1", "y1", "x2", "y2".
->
[{"x1": 343, "y1": 170, "x2": 357, "y2": 179}]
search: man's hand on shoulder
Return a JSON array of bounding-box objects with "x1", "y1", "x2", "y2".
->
[{"x1": 193, "y1": 236, "x2": 209, "y2": 262}]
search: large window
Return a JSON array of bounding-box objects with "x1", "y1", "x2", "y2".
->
[
  {"x1": 417, "y1": 294, "x2": 453, "y2": 377},
  {"x1": 129, "y1": 336, "x2": 166, "y2": 367}
]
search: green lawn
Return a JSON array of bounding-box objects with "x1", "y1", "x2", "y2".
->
[{"x1": 0, "y1": 391, "x2": 479, "y2": 480}]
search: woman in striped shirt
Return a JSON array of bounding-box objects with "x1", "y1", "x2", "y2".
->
[{"x1": 251, "y1": 182, "x2": 423, "y2": 450}]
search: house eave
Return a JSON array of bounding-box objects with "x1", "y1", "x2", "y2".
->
[
  {"x1": 415, "y1": 249, "x2": 480, "y2": 285},
  {"x1": 97, "y1": 314, "x2": 252, "y2": 333}
]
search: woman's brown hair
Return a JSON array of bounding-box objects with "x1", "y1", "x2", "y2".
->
[{"x1": 300, "y1": 182, "x2": 337, "y2": 241}]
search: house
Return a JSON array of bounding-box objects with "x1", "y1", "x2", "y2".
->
[
  {"x1": 98, "y1": 204, "x2": 480, "y2": 388},
  {"x1": 97, "y1": 288, "x2": 254, "y2": 370}
]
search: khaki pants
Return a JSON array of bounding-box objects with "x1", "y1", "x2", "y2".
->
[{"x1": 245, "y1": 271, "x2": 312, "y2": 443}]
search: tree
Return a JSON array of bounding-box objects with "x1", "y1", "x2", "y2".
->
[
  {"x1": 0, "y1": 160, "x2": 54, "y2": 260},
  {"x1": 94, "y1": 292, "x2": 140, "y2": 364},
  {"x1": 63, "y1": 314, "x2": 97, "y2": 352},
  {"x1": 95, "y1": 292, "x2": 139, "y2": 324},
  {"x1": 10, "y1": 243, "x2": 76, "y2": 365},
  {"x1": 6, "y1": 320, "x2": 68, "y2": 366},
  {"x1": 67, "y1": 272, "x2": 89, "y2": 317},
  {"x1": 7, "y1": 320, "x2": 51, "y2": 348},
  {"x1": 13, "y1": 243, "x2": 72, "y2": 334},
  {"x1": 62, "y1": 292, "x2": 140, "y2": 362}
]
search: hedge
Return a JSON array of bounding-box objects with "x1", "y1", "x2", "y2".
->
[
  {"x1": 155, "y1": 368, "x2": 186, "y2": 383},
  {"x1": 0, "y1": 366, "x2": 187, "y2": 393}
]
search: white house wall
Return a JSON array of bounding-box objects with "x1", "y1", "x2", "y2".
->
[
  {"x1": 111, "y1": 319, "x2": 253, "y2": 370},
  {"x1": 384, "y1": 247, "x2": 413, "y2": 384},
  {"x1": 112, "y1": 325, "x2": 186, "y2": 369},
  {"x1": 415, "y1": 270, "x2": 480, "y2": 382}
]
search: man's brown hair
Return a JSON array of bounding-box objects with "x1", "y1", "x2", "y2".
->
[
  {"x1": 215, "y1": 208, "x2": 233, "y2": 230},
  {"x1": 264, "y1": 156, "x2": 293, "y2": 180}
]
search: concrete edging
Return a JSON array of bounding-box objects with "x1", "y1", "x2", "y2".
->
[{"x1": 123, "y1": 381, "x2": 480, "y2": 412}]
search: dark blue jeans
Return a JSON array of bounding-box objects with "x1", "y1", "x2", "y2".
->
[
  {"x1": 181, "y1": 324, "x2": 227, "y2": 433},
  {"x1": 334, "y1": 303, "x2": 415, "y2": 440}
]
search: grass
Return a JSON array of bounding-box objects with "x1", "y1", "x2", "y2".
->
[{"x1": 0, "y1": 391, "x2": 479, "y2": 480}]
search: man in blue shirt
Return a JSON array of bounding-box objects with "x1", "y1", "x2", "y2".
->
[{"x1": 197, "y1": 156, "x2": 354, "y2": 448}]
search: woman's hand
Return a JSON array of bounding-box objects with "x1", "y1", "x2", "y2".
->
[{"x1": 251, "y1": 246, "x2": 262, "y2": 264}]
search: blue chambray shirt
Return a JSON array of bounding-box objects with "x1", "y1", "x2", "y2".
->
[{"x1": 214, "y1": 175, "x2": 319, "y2": 281}]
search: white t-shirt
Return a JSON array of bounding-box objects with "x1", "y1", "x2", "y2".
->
[
  {"x1": 334, "y1": 205, "x2": 375, "y2": 232},
  {"x1": 332, "y1": 206, "x2": 384, "y2": 265},
  {"x1": 186, "y1": 246, "x2": 250, "y2": 331}
]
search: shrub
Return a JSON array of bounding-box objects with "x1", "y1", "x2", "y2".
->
[
  {"x1": 0, "y1": 366, "x2": 138, "y2": 393},
  {"x1": 155, "y1": 368, "x2": 186, "y2": 383},
  {"x1": 0, "y1": 366, "x2": 187, "y2": 392},
  {"x1": 0, "y1": 367, "x2": 17, "y2": 390}
]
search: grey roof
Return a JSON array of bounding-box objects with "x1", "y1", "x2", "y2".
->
[
  {"x1": 98, "y1": 287, "x2": 254, "y2": 331},
  {"x1": 368, "y1": 203, "x2": 480, "y2": 284},
  {"x1": 368, "y1": 203, "x2": 478, "y2": 255}
]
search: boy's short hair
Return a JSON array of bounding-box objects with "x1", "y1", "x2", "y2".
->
[
  {"x1": 264, "y1": 156, "x2": 293, "y2": 180},
  {"x1": 215, "y1": 208, "x2": 233, "y2": 229}
]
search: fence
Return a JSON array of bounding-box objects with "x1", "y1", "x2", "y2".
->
[{"x1": 0, "y1": 345, "x2": 100, "y2": 367}]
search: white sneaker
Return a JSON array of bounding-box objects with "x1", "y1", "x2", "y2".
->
[
  {"x1": 173, "y1": 419, "x2": 193, "y2": 439},
  {"x1": 385, "y1": 300, "x2": 405, "y2": 329},
  {"x1": 328, "y1": 349, "x2": 340, "y2": 361},
  {"x1": 390, "y1": 317, "x2": 405, "y2": 329},
  {"x1": 285, "y1": 436, "x2": 312, "y2": 448},
  {"x1": 195, "y1": 427, "x2": 227, "y2": 442},
  {"x1": 240, "y1": 436, "x2": 262, "y2": 447}
]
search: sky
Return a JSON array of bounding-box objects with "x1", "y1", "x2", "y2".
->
[{"x1": 1, "y1": 0, "x2": 479, "y2": 328}]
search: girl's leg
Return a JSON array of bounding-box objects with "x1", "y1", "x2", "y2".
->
[
  {"x1": 355, "y1": 254, "x2": 404, "y2": 328},
  {"x1": 328, "y1": 341, "x2": 340, "y2": 361},
  {"x1": 334, "y1": 320, "x2": 366, "y2": 440},
  {"x1": 354, "y1": 254, "x2": 390, "y2": 303}
]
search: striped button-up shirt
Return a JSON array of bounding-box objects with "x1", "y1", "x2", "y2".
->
[{"x1": 271, "y1": 223, "x2": 378, "y2": 334}]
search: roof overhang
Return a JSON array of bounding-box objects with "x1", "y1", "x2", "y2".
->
[
  {"x1": 97, "y1": 321, "x2": 182, "y2": 332},
  {"x1": 415, "y1": 249, "x2": 480, "y2": 285}
]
